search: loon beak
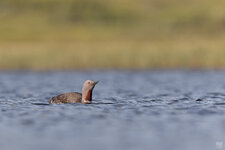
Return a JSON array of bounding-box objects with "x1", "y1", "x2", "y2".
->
[{"x1": 94, "y1": 81, "x2": 99, "y2": 85}]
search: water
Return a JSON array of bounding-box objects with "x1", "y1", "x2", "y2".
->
[{"x1": 0, "y1": 70, "x2": 225, "y2": 150}]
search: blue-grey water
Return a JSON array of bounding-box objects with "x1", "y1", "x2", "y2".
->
[{"x1": 0, "y1": 70, "x2": 225, "y2": 150}]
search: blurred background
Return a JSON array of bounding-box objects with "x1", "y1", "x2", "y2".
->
[{"x1": 0, "y1": 0, "x2": 225, "y2": 70}]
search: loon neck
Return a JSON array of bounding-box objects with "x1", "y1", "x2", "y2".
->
[{"x1": 82, "y1": 90, "x2": 92, "y2": 104}]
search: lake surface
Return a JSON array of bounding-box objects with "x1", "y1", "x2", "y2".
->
[{"x1": 0, "y1": 70, "x2": 225, "y2": 150}]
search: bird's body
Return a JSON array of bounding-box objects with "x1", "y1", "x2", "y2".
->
[
  {"x1": 49, "y1": 92, "x2": 82, "y2": 104},
  {"x1": 49, "y1": 80, "x2": 98, "y2": 104}
]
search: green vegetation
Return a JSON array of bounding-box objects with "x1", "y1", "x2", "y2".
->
[{"x1": 0, "y1": 0, "x2": 225, "y2": 70}]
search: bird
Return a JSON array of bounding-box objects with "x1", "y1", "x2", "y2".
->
[{"x1": 49, "y1": 80, "x2": 99, "y2": 104}]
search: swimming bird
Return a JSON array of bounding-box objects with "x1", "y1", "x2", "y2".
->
[{"x1": 49, "y1": 80, "x2": 99, "y2": 104}]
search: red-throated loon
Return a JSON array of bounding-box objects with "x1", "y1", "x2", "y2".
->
[{"x1": 49, "y1": 80, "x2": 99, "y2": 104}]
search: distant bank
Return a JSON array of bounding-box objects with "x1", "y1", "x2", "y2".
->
[{"x1": 0, "y1": 0, "x2": 225, "y2": 70}]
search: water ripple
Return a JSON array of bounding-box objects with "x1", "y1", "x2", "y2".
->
[{"x1": 1, "y1": 70, "x2": 225, "y2": 150}]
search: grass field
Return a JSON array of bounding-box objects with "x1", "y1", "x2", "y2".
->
[{"x1": 0, "y1": 0, "x2": 225, "y2": 70}]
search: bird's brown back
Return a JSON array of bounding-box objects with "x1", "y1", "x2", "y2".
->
[{"x1": 49, "y1": 92, "x2": 82, "y2": 104}]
